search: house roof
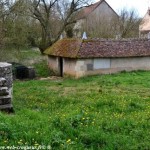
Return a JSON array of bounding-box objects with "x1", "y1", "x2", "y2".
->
[
  {"x1": 44, "y1": 38, "x2": 150, "y2": 58},
  {"x1": 44, "y1": 39, "x2": 82, "y2": 58},
  {"x1": 139, "y1": 8, "x2": 150, "y2": 32},
  {"x1": 76, "y1": 0, "x2": 118, "y2": 20},
  {"x1": 77, "y1": 0, "x2": 102, "y2": 19}
]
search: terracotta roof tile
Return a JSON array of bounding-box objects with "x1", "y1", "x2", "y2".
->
[
  {"x1": 44, "y1": 38, "x2": 150, "y2": 58},
  {"x1": 76, "y1": 0, "x2": 118, "y2": 20},
  {"x1": 44, "y1": 39, "x2": 82, "y2": 58}
]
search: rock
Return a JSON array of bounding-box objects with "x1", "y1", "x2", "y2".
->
[
  {"x1": 0, "y1": 62, "x2": 13, "y2": 112},
  {"x1": 0, "y1": 87, "x2": 9, "y2": 96},
  {"x1": 0, "y1": 78, "x2": 7, "y2": 87},
  {"x1": 28, "y1": 67, "x2": 36, "y2": 79},
  {"x1": 0, "y1": 95, "x2": 11, "y2": 105}
]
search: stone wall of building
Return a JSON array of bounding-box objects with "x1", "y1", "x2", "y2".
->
[
  {"x1": 0, "y1": 63, "x2": 13, "y2": 112},
  {"x1": 48, "y1": 56, "x2": 150, "y2": 78},
  {"x1": 47, "y1": 56, "x2": 59, "y2": 75},
  {"x1": 63, "y1": 58, "x2": 77, "y2": 76},
  {"x1": 75, "y1": 57, "x2": 150, "y2": 77}
]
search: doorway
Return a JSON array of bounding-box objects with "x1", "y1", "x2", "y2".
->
[{"x1": 58, "y1": 57, "x2": 63, "y2": 77}]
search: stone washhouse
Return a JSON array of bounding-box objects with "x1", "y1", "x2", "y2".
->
[{"x1": 44, "y1": 38, "x2": 150, "y2": 78}]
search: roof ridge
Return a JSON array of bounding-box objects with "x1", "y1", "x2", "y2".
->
[
  {"x1": 76, "y1": 0, "x2": 103, "y2": 20},
  {"x1": 77, "y1": 0, "x2": 118, "y2": 20},
  {"x1": 84, "y1": 0, "x2": 103, "y2": 16}
]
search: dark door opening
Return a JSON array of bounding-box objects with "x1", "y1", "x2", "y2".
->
[{"x1": 58, "y1": 57, "x2": 63, "y2": 77}]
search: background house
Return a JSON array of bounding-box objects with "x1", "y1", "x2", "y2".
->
[
  {"x1": 74, "y1": 0, "x2": 119, "y2": 38},
  {"x1": 139, "y1": 8, "x2": 150, "y2": 38},
  {"x1": 44, "y1": 38, "x2": 150, "y2": 78}
]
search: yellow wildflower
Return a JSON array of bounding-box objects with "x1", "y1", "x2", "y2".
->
[{"x1": 67, "y1": 139, "x2": 71, "y2": 143}]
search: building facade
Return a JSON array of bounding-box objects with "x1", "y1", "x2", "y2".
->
[
  {"x1": 74, "y1": 0, "x2": 119, "y2": 38},
  {"x1": 44, "y1": 38, "x2": 150, "y2": 78}
]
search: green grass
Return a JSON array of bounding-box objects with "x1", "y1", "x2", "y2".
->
[
  {"x1": 0, "y1": 48, "x2": 50, "y2": 77},
  {"x1": 0, "y1": 48, "x2": 41, "y2": 63},
  {"x1": 33, "y1": 61, "x2": 51, "y2": 78},
  {"x1": 0, "y1": 71, "x2": 150, "y2": 149}
]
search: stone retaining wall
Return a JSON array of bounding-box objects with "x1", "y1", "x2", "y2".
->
[{"x1": 0, "y1": 62, "x2": 13, "y2": 112}]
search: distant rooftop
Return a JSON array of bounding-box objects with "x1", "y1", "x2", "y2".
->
[
  {"x1": 77, "y1": 0, "x2": 102, "y2": 20},
  {"x1": 76, "y1": 0, "x2": 118, "y2": 20}
]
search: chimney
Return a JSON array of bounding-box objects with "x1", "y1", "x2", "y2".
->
[
  {"x1": 82, "y1": 32, "x2": 87, "y2": 40},
  {"x1": 60, "y1": 34, "x2": 63, "y2": 40}
]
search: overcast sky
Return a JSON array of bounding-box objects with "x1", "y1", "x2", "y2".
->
[{"x1": 95, "y1": 0, "x2": 149, "y2": 17}]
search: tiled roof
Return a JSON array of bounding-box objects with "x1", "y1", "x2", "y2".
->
[
  {"x1": 44, "y1": 39, "x2": 82, "y2": 58},
  {"x1": 44, "y1": 38, "x2": 150, "y2": 58},
  {"x1": 77, "y1": 0, "x2": 102, "y2": 20},
  {"x1": 76, "y1": 0, "x2": 118, "y2": 20}
]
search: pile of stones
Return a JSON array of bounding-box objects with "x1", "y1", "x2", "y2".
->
[{"x1": 0, "y1": 63, "x2": 13, "y2": 112}]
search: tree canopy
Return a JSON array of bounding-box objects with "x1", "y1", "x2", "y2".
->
[{"x1": 0, "y1": 0, "x2": 141, "y2": 53}]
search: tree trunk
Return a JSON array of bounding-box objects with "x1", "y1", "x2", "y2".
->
[{"x1": 38, "y1": 19, "x2": 52, "y2": 53}]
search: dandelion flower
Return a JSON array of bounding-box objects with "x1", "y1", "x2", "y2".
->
[{"x1": 67, "y1": 139, "x2": 71, "y2": 143}]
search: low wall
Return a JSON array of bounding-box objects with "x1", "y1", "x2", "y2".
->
[{"x1": 0, "y1": 62, "x2": 13, "y2": 112}]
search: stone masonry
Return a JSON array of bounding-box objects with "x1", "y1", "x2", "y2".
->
[{"x1": 0, "y1": 62, "x2": 13, "y2": 112}]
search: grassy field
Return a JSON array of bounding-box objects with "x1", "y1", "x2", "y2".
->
[
  {"x1": 0, "y1": 48, "x2": 50, "y2": 78},
  {"x1": 0, "y1": 71, "x2": 150, "y2": 149},
  {"x1": 0, "y1": 48, "x2": 43, "y2": 64}
]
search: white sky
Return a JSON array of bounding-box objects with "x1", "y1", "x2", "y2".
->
[{"x1": 95, "y1": 0, "x2": 149, "y2": 17}]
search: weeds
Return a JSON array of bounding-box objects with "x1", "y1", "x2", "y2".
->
[{"x1": 0, "y1": 71, "x2": 150, "y2": 149}]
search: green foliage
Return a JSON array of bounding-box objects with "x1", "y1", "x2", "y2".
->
[
  {"x1": 0, "y1": 71, "x2": 150, "y2": 149},
  {"x1": 65, "y1": 25, "x2": 74, "y2": 38},
  {"x1": 33, "y1": 61, "x2": 50, "y2": 77},
  {"x1": 0, "y1": 48, "x2": 40, "y2": 62},
  {"x1": 0, "y1": 48, "x2": 50, "y2": 77}
]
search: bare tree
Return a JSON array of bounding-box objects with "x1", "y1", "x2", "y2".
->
[
  {"x1": 0, "y1": 0, "x2": 13, "y2": 46},
  {"x1": 118, "y1": 8, "x2": 141, "y2": 38},
  {"x1": 0, "y1": 0, "x2": 91, "y2": 53},
  {"x1": 28, "y1": 0, "x2": 91, "y2": 53},
  {"x1": 79, "y1": 8, "x2": 141, "y2": 39}
]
